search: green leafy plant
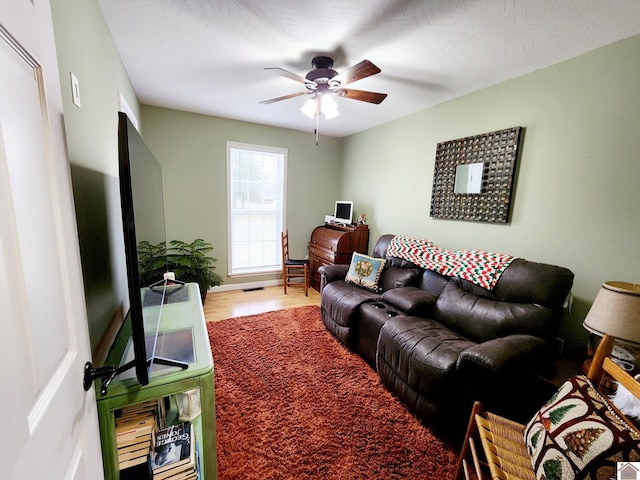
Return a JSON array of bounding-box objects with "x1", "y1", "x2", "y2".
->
[{"x1": 138, "y1": 239, "x2": 223, "y2": 303}]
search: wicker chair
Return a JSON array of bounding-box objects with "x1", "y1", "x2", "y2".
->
[{"x1": 454, "y1": 335, "x2": 640, "y2": 480}]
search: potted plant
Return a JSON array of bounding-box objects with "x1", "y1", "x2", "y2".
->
[{"x1": 138, "y1": 238, "x2": 224, "y2": 304}]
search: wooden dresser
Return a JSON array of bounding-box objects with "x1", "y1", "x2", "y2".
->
[{"x1": 308, "y1": 223, "x2": 369, "y2": 291}]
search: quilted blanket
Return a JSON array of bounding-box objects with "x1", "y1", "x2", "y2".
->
[{"x1": 386, "y1": 235, "x2": 516, "y2": 290}]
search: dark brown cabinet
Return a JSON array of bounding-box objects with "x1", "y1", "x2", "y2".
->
[{"x1": 308, "y1": 223, "x2": 369, "y2": 291}]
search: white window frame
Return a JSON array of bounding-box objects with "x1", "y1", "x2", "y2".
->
[{"x1": 226, "y1": 141, "x2": 287, "y2": 276}]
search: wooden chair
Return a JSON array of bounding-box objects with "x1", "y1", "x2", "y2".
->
[
  {"x1": 281, "y1": 230, "x2": 309, "y2": 296},
  {"x1": 454, "y1": 334, "x2": 640, "y2": 480}
]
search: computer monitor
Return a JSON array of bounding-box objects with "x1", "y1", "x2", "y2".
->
[{"x1": 334, "y1": 201, "x2": 353, "y2": 225}]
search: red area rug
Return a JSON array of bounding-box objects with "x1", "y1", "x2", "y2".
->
[{"x1": 207, "y1": 305, "x2": 458, "y2": 479}]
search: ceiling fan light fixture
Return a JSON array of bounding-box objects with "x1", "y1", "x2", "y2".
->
[
  {"x1": 323, "y1": 108, "x2": 340, "y2": 120},
  {"x1": 300, "y1": 97, "x2": 318, "y2": 119},
  {"x1": 300, "y1": 95, "x2": 339, "y2": 120},
  {"x1": 320, "y1": 94, "x2": 339, "y2": 119}
]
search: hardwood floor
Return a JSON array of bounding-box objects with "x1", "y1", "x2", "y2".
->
[{"x1": 203, "y1": 285, "x2": 321, "y2": 322}]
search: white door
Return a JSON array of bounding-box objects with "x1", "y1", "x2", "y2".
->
[{"x1": 0, "y1": 1, "x2": 104, "y2": 479}]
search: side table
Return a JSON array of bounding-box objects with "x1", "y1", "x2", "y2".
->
[{"x1": 535, "y1": 347, "x2": 585, "y2": 388}]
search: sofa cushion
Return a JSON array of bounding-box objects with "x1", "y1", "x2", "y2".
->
[
  {"x1": 475, "y1": 258, "x2": 574, "y2": 307},
  {"x1": 382, "y1": 287, "x2": 437, "y2": 316},
  {"x1": 377, "y1": 316, "x2": 476, "y2": 424},
  {"x1": 355, "y1": 302, "x2": 405, "y2": 366},
  {"x1": 321, "y1": 281, "x2": 380, "y2": 329},
  {"x1": 417, "y1": 269, "x2": 450, "y2": 297},
  {"x1": 524, "y1": 375, "x2": 640, "y2": 480},
  {"x1": 371, "y1": 234, "x2": 395, "y2": 258},
  {"x1": 345, "y1": 252, "x2": 387, "y2": 292},
  {"x1": 377, "y1": 316, "x2": 475, "y2": 403},
  {"x1": 434, "y1": 281, "x2": 557, "y2": 343},
  {"x1": 378, "y1": 267, "x2": 421, "y2": 292}
]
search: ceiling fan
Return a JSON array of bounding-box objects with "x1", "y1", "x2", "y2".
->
[{"x1": 260, "y1": 56, "x2": 388, "y2": 108}]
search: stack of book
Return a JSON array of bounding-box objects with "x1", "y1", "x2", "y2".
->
[
  {"x1": 115, "y1": 400, "x2": 162, "y2": 474},
  {"x1": 151, "y1": 422, "x2": 197, "y2": 479}
]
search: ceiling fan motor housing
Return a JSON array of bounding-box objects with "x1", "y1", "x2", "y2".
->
[{"x1": 306, "y1": 56, "x2": 339, "y2": 84}]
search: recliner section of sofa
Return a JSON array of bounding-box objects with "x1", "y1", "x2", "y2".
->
[{"x1": 318, "y1": 234, "x2": 574, "y2": 431}]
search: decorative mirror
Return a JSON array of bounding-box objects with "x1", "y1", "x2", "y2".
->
[
  {"x1": 430, "y1": 126, "x2": 522, "y2": 223},
  {"x1": 454, "y1": 162, "x2": 484, "y2": 194}
]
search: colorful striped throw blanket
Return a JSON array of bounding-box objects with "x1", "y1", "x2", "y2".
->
[{"x1": 386, "y1": 235, "x2": 516, "y2": 290}]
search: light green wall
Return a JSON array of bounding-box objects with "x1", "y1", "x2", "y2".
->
[
  {"x1": 341, "y1": 35, "x2": 640, "y2": 348},
  {"x1": 140, "y1": 105, "x2": 343, "y2": 287},
  {"x1": 51, "y1": 0, "x2": 139, "y2": 176},
  {"x1": 50, "y1": 0, "x2": 140, "y2": 353},
  {"x1": 49, "y1": 0, "x2": 640, "y2": 349}
]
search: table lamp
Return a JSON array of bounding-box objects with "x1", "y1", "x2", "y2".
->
[{"x1": 583, "y1": 281, "x2": 640, "y2": 383}]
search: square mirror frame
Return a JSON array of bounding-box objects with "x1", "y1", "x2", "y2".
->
[{"x1": 429, "y1": 126, "x2": 523, "y2": 223}]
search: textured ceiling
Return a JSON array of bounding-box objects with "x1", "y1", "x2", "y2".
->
[{"x1": 97, "y1": 0, "x2": 640, "y2": 138}]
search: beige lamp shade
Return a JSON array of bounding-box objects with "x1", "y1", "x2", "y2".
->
[{"x1": 583, "y1": 281, "x2": 640, "y2": 345}]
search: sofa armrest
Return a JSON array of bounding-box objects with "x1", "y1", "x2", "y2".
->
[
  {"x1": 456, "y1": 335, "x2": 559, "y2": 422},
  {"x1": 318, "y1": 264, "x2": 350, "y2": 292},
  {"x1": 381, "y1": 287, "x2": 437, "y2": 316},
  {"x1": 457, "y1": 334, "x2": 554, "y2": 377}
]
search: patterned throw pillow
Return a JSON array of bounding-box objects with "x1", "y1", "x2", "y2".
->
[
  {"x1": 524, "y1": 375, "x2": 640, "y2": 480},
  {"x1": 345, "y1": 253, "x2": 386, "y2": 292}
]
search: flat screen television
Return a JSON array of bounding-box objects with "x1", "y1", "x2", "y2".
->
[
  {"x1": 334, "y1": 201, "x2": 353, "y2": 225},
  {"x1": 81, "y1": 113, "x2": 187, "y2": 395},
  {"x1": 117, "y1": 111, "x2": 169, "y2": 386}
]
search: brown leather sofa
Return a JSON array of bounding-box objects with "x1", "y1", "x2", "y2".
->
[{"x1": 319, "y1": 234, "x2": 574, "y2": 434}]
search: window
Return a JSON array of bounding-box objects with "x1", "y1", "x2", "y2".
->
[{"x1": 227, "y1": 141, "x2": 286, "y2": 275}]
